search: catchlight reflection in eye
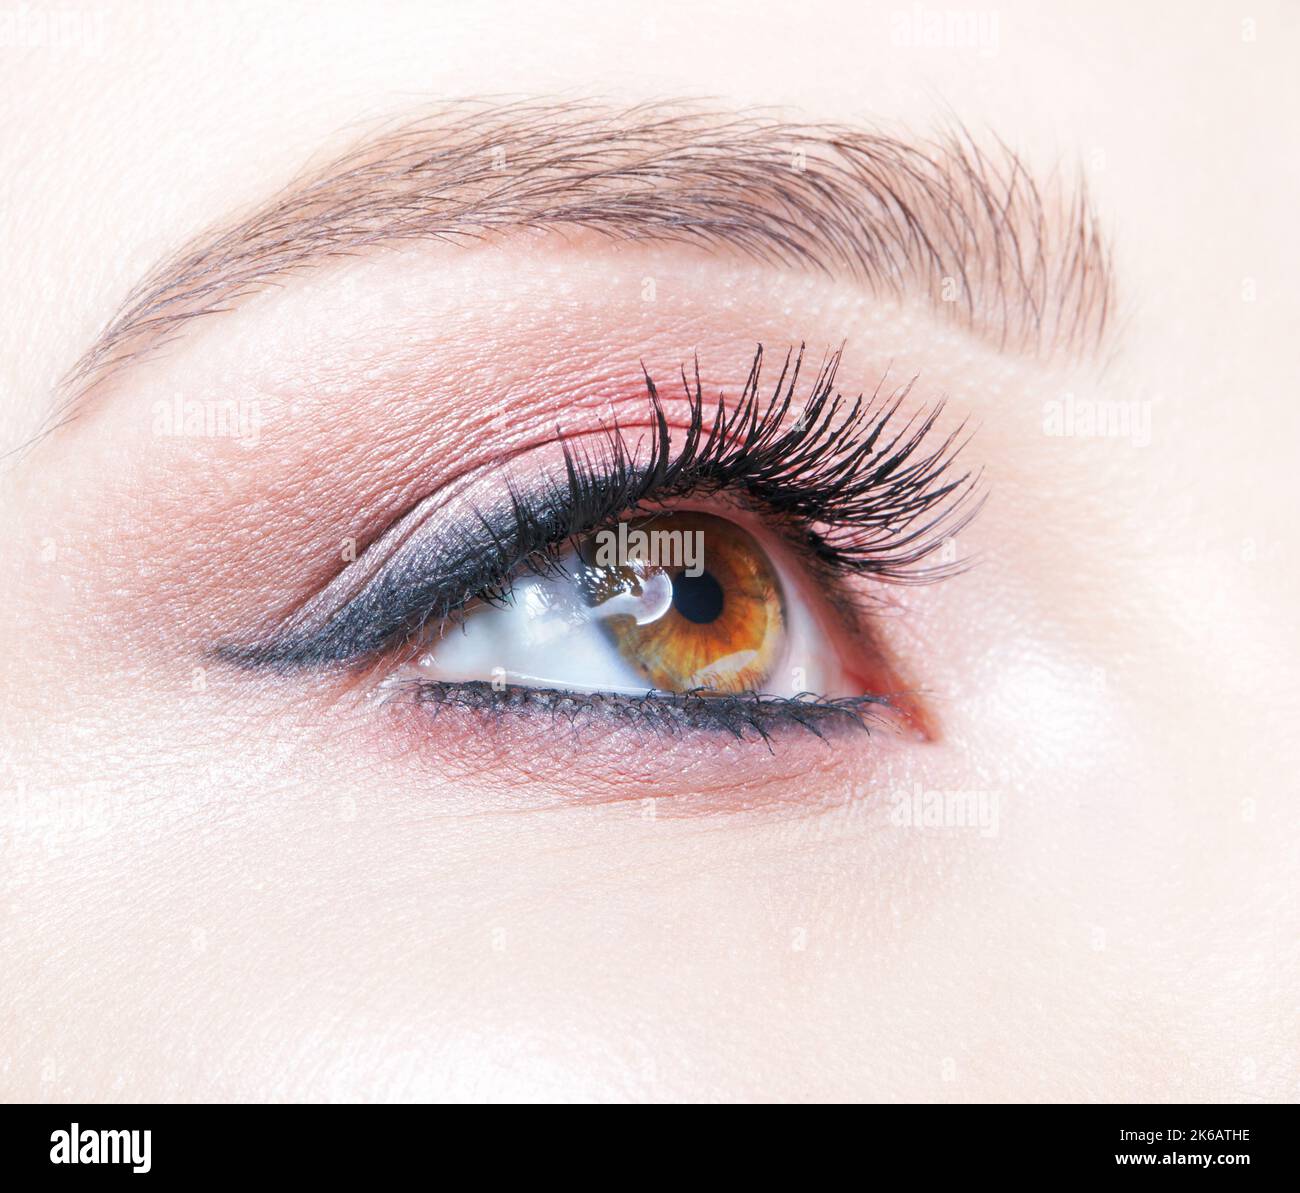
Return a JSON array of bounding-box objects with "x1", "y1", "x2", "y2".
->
[{"x1": 410, "y1": 510, "x2": 852, "y2": 699}]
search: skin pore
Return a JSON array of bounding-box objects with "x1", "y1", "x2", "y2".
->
[{"x1": 1, "y1": 1, "x2": 1297, "y2": 1101}]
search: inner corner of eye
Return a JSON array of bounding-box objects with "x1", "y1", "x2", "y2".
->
[{"x1": 392, "y1": 507, "x2": 910, "y2": 715}]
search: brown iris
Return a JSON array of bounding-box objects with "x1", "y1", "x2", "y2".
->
[{"x1": 578, "y1": 511, "x2": 785, "y2": 693}]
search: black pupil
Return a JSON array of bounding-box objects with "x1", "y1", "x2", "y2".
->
[{"x1": 672, "y1": 570, "x2": 725, "y2": 624}]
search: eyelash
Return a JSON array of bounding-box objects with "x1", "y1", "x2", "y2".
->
[
  {"x1": 467, "y1": 343, "x2": 980, "y2": 612},
  {"x1": 405, "y1": 682, "x2": 898, "y2": 746},
  {"x1": 221, "y1": 344, "x2": 979, "y2": 737}
]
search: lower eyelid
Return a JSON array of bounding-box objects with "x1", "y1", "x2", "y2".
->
[
  {"x1": 340, "y1": 659, "x2": 938, "y2": 816},
  {"x1": 371, "y1": 701, "x2": 921, "y2": 779}
]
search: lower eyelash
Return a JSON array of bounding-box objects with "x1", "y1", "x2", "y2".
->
[{"x1": 392, "y1": 678, "x2": 894, "y2": 745}]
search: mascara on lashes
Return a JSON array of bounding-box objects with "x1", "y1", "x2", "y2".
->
[{"x1": 216, "y1": 345, "x2": 979, "y2": 674}]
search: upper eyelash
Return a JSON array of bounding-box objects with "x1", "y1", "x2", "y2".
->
[
  {"x1": 554, "y1": 342, "x2": 979, "y2": 582},
  {"x1": 219, "y1": 344, "x2": 979, "y2": 672}
]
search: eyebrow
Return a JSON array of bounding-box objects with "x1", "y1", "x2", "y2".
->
[{"x1": 56, "y1": 98, "x2": 1113, "y2": 426}]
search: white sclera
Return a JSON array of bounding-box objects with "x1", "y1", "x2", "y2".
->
[{"x1": 414, "y1": 551, "x2": 660, "y2": 694}]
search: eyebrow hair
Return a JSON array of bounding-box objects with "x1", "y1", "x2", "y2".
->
[{"x1": 56, "y1": 98, "x2": 1113, "y2": 426}]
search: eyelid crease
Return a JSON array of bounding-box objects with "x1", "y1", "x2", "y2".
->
[{"x1": 214, "y1": 343, "x2": 982, "y2": 674}]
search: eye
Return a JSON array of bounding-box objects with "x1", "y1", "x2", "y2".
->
[
  {"x1": 406, "y1": 509, "x2": 855, "y2": 699},
  {"x1": 220, "y1": 345, "x2": 978, "y2": 742}
]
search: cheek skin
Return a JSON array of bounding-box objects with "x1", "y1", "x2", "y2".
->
[{"x1": 2, "y1": 0, "x2": 1296, "y2": 1106}]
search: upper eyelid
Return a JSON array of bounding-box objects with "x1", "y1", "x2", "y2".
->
[
  {"x1": 215, "y1": 345, "x2": 980, "y2": 674},
  {"x1": 50, "y1": 97, "x2": 1112, "y2": 440}
]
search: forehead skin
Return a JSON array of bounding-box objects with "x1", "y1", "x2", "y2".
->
[{"x1": 0, "y1": 1, "x2": 1297, "y2": 1101}]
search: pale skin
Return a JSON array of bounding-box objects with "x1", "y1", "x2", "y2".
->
[{"x1": 1, "y1": 1, "x2": 1296, "y2": 1102}]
